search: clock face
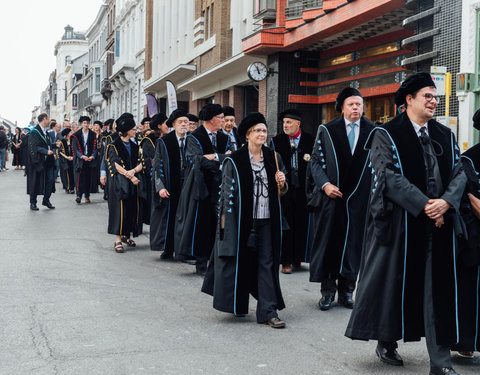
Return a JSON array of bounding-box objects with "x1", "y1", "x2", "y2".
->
[{"x1": 247, "y1": 62, "x2": 268, "y2": 82}]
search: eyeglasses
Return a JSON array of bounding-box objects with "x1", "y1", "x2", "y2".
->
[
  {"x1": 251, "y1": 128, "x2": 267, "y2": 134},
  {"x1": 423, "y1": 93, "x2": 440, "y2": 104},
  {"x1": 214, "y1": 115, "x2": 225, "y2": 120}
]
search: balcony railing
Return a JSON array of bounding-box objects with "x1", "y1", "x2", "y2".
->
[{"x1": 285, "y1": 0, "x2": 323, "y2": 19}]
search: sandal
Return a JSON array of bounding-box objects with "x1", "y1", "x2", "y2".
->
[
  {"x1": 114, "y1": 242, "x2": 124, "y2": 253},
  {"x1": 121, "y1": 236, "x2": 136, "y2": 247}
]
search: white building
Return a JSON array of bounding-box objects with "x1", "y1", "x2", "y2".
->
[
  {"x1": 457, "y1": 0, "x2": 480, "y2": 149},
  {"x1": 53, "y1": 26, "x2": 88, "y2": 122},
  {"x1": 144, "y1": 0, "x2": 262, "y2": 117},
  {"x1": 85, "y1": 3, "x2": 109, "y2": 120},
  {"x1": 110, "y1": 0, "x2": 146, "y2": 122}
]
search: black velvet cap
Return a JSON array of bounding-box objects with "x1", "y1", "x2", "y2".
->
[
  {"x1": 335, "y1": 87, "x2": 362, "y2": 112},
  {"x1": 141, "y1": 117, "x2": 151, "y2": 125},
  {"x1": 150, "y1": 113, "x2": 168, "y2": 130},
  {"x1": 61, "y1": 128, "x2": 71, "y2": 137},
  {"x1": 116, "y1": 113, "x2": 136, "y2": 134},
  {"x1": 187, "y1": 113, "x2": 199, "y2": 122},
  {"x1": 198, "y1": 104, "x2": 223, "y2": 121},
  {"x1": 93, "y1": 120, "x2": 103, "y2": 127},
  {"x1": 79, "y1": 116, "x2": 91, "y2": 123},
  {"x1": 222, "y1": 106, "x2": 235, "y2": 117},
  {"x1": 237, "y1": 112, "x2": 266, "y2": 139},
  {"x1": 394, "y1": 72, "x2": 436, "y2": 106},
  {"x1": 473, "y1": 108, "x2": 480, "y2": 130},
  {"x1": 279, "y1": 108, "x2": 302, "y2": 121},
  {"x1": 104, "y1": 119, "x2": 114, "y2": 127},
  {"x1": 166, "y1": 109, "x2": 189, "y2": 127}
]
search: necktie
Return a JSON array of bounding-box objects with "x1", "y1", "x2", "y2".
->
[
  {"x1": 179, "y1": 137, "x2": 185, "y2": 170},
  {"x1": 419, "y1": 127, "x2": 442, "y2": 198},
  {"x1": 210, "y1": 132, "x2": 217, "y2": 152},
  {"x1": 348, "y1": 123, "x2": 356, "y2": 151}
]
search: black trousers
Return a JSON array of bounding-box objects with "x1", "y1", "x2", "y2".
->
[
  {"x1": 321, "y1": 274, "x2": 356, "y2": 298},
  {"x1": 255, "y1": 219, "x2": 279, "y2": 323},
  {"x1": 30, "y1": 166, "x2": 55, "y2": 204},
  {"x1": 380, "y1": 235, "x2": 451, "y2": 369},
  {"x1": 76, "y1": 166, "x2": 93, "y2": 198}
]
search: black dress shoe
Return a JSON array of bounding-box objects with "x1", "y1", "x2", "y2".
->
[
  {"x1": 376, "y1": 343, "x2": 403, "y2": 366},
  {"x1": 318, "y1": 294, "x2": 335, "y2": 311},
  {"x1": 429, "y1": 367, "x2": 460, "y2": 375},
  {"x1": 338, "y1": 293, "x2": 354, "y2": 309},
  {"x1": 30, "y1": 204, "x2": 39, "y2": 211},
  {"x1": 42, "y1": 201, "x2": 55, "y2": 209},
  {"x1": 75, "y1": 197, "x2": 81, "y2": 204},
  {"x1": 160, "y1": 251, "x2": 173, "y2": 260}
]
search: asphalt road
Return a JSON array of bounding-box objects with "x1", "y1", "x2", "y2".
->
[{"x1": 0, "y1": 168, "x2": 478, "y2": 375}]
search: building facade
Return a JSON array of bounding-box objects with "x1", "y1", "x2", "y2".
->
[
  {"x1": 242, "y1": 0, "x2": 462, "y2": 136},
  {"x1": 144, "y1": 0, "x2": 262, "y2": 119},
  {"x1": 109, "y1": 0, "x2": 146, "y2": 122},
  {"x1": 52, "y1": 26, "x2": 88, "y2": 122}
]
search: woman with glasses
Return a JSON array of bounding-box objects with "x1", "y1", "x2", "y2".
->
[{"x1": 202, "y1": 112, "x2": 288, "y2": 329}]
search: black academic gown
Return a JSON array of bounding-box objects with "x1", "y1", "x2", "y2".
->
[
  {"x1": 150, "y1": 131, "x2": 185, "y2": 252},
  {"x1": 26, "y1": 125, "x2": 55, "y2": 196},
  {"x1": 202, "y1": 145, "x2": 286, "y2": 315},
  {"x1": 175, "y1": 126, "x2": 230, "y2": 258},
  {"x1": 140, "y1": 134, "x2": 158, "y2": 225},
  {"x1": 306, "y1": 116, "x2": 374, "y2": 282},
  {"x1": 59, "y1": 139, "x2": 74, "y2": 191},
  {"x1": 71, "y1": 129, "x2": 98, "y2": 195},
  {"x1": 452, "y1": 146, "x2": 480, "y2": 351},
  {"x1": 271, "y1": 131, "x2": 314, "y2": 265},
  {"x1": 345, "y1": 112, "x2": 466, "y2": 345},
  {"x1": 105, "y1": 136, "x2": 146, "y2": 237}
]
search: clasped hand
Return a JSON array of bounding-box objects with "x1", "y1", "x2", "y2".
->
[{"x1": 424, "y1": 199, "x2": 450, "y2": 228}]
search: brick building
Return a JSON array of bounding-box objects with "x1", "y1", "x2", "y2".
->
[
  {"x1": 144, "y1": 0, "x2": 263, "y2": 119},
  {"x1": 242, "y1": 0, "x2": 462, "y2": 136}
]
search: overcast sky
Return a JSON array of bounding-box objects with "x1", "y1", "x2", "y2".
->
[{"x1": 0, "y1": 0, "x2": 103, "y2": 126}]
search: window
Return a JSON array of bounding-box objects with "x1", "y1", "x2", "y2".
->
[
  {"x1": 65, "y1": 55, "x2": 71, "y2": 66},
  {"x1": 115, "y1": 30, "x2": 120, "y2": 57},
  {"x1": 64, "y1": 81, "x2": 67, "y2": 101},
  {"x1": 95, "y1": 68, "x2": 101, "y2": 92}
]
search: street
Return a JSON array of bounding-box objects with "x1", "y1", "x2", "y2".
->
[{"x1": 1, "y1": 169, "x2": 478, "y2": 375}]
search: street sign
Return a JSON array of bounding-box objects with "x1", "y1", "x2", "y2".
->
[
  {"x1": 431, "y1": 66, "x2": 447, "y2": 74},
  {"x1": 431, "y1": 74, "x2": 446, "y2": 95}
]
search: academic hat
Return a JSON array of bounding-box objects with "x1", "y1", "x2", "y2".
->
[
  {"x1": 187, "y1": 113, "x2": 199, "y2": 122},
  {"x1": 279, "y1": 108, "x2": 302, "y2": 121},
  {"x1": 222, "y1": 106, "x2": 235, "y2": 117},
  {"x1": 104, "y1": 118, "x2": 114, "y2": 127},
  {"x1": 166, "y1": 109, "x2": 188, "y2": 127},
  {"x1": 141, "y1": 117, "x2": 151, "y2": 125},
  {"x1": 93, "y1": 120, "x2": 103, "y2": 127},
  {"x1": 115, "y1": 113, "x2": 136, "y2": 134},
  {"x1": 198, "y1": 104, "x2": 223, "y2": 121},
  {"x1": 237, "y1": 112, "x2": 267, "y2": 139},
  {"x1": 79, "y1": 115, "x2": 91, "y2": 123},
  {"x1": 150, "y1": 113, "x2": 168, "y2": 130},
  {"x1": 335, "y1": 87, "x2": 362, "y2": 113},
  {"x1": 473, "y1": 108, "x2": 480, "y2": 131},
  {"x1": 61, "y1": 128, "x2": 71, "y2": 137},
  {"x1": 394, "y1": 72, "x2": 436, "y2": 107}
]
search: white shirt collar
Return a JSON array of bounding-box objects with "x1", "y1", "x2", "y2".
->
[
  {"x1": 248, "y1": 149, "x2": 264, "y2": 162},
  {"x1": 344, "y1": 118, "x2": 361, "y2": 127},
  {"x1": 410, "y1": 120, "x2": 428, "y2": 137}
]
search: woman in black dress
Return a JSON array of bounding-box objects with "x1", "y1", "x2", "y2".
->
[
  {"x1": 58, "y1": 128, "x2": 75, "y2": 193},
  {"x1": 11, "y1": 127, "x2": 24, "y2": 169},
  {"x1": 202, "y1": 112, "x2": 288, "y2": 328},
  {"x1": 105, "y1": 113, "x2": 146, "y2": 253}
]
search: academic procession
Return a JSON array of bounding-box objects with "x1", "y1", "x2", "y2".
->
[{"x1": 3, "y1": 1, "x2": 480, "y2": 374}]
